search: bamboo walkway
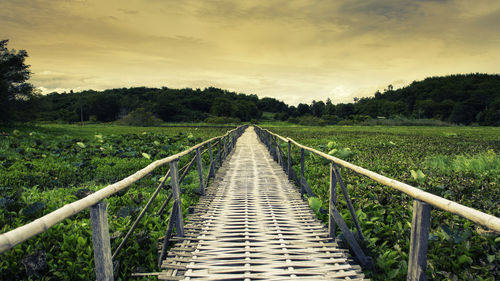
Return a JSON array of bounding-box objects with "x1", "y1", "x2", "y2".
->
[{"x1": 159, "y1": 127, "x2": 366, "y2": 280}]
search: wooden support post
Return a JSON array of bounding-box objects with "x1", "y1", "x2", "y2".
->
[
  {"x1": 277, "y1": 138, "x2": 281, "y2": 166},
  {"x1": 300, "y1": 148, "x2": 305, "y2": 178},
  {"x1": 158, "y1": 204, "x2": 177, "y2": 267},
  {"x1": 300, "y1": 148, "x2": 305, "y2": 195},
  {"x1": 208, "y1": 141, "x2": 214, "y2": 179},
  {"x1": 195, "y1": 147, "x2": 205, "y2": 196},
  {"x1": 223, "y1": 136, "x2": 228, "y2": 160},
  {"x1": 287, "y1": 141, "x2": 292, "y2": 179},
  {"x1": 329, "y1": 162, "x2": 337, "y2": 238},
  {"x1": 169, "y1": 160, "x2": 184, "y2": 237},
  {"x1": 407, "y1": 200, "x2": 431, "y2": 281},
  {"x1": 300, "y1": 177, "x2": 315, "y2": 197},
  {"x1": 330, "y1": 203, "x2": 372, "y2": 268},
  {"x1": 218, "y1": 138, "x2": 223, "y2": 167},
  {"x1": 90, "y1": 202, "x2": 114, "y2": 281},
  {"x1": 332, "y1": 164, "x2": 365, "y2": 241}
]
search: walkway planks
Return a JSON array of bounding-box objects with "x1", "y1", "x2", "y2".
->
[{"x1": 159, "y1": 127, "x2": 366, "y2": 280}]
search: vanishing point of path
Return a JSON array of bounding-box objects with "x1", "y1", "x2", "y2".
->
[{"x1": 159, "y1": 127, "x2": 366, "y2": 280}]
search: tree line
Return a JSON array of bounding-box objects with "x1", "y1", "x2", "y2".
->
[
  {"x1": 279, "y1": 74, "x2": 500, "y2": 126},
  {"x1": 2, "y1": 39, "x2": 499, "y2": 125}
]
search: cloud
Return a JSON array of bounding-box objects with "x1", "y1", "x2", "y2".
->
[
  {"x1": 2, "y1": 0, "x2": 499, "y2": 104},
  {"x1": 118, "y1": 8, "x2": 139, "y2": 14}
]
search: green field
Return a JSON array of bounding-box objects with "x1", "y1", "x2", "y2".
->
[
  {"x1": 265, "y1": 125, "x2": 499, "y2": 280},
  {"x1": 0, "y1": 124, "x2": 229, "y2": 280},
  {"x1": 1, "y1": 124, "x2": 499, "y2": 280}
]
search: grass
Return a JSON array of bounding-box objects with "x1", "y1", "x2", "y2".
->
[{"x1": 427, "y1": 150, "x2": 500, "y2": 179}]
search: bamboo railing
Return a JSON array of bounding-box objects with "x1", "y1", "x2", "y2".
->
[
  {"x1": 254, "y1": 125, "x2": 500, "y2": 281},
  {"x1": 0, "y1": 125, "x2": 248, "y2": 280}
]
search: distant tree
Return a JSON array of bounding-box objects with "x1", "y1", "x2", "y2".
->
[
  {"x1": 297, "y1": 103, "x2": 310, "y2": 116},
  {"x1": 449, "y1": 102, "x2": 475, "y2": 125},
  {"x1": 116, "y1": 107, "x2": 162, "y2": 126},
  {"x1": 310, "y1": 100, "x2": 325, "y2": 117},
  {"x1": 0, "y1": 40, "x2": 35, "y2": 123},
  {"x1": 90, "y1": 94, "x2": 120, "y2": 122},
  {"x1": 336, "y1": 103, "x2": 355, "y2": 119},
  {"x1": 210, "y1": 97, "x2": 233, "y2": 117},
  {"x1": 325, "y1": 99, "x2": 336, "y2": 115}
]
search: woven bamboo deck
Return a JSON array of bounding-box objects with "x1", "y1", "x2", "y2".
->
[{"x1": 158, "y1": 127, "x2": 366, "y2": 280}]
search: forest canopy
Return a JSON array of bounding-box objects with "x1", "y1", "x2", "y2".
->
[{"x1": 8, "y1": 73, "x2": 500, "y2": 126}]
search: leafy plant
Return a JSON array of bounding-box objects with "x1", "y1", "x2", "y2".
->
[{"x1": 308, "y1": 197, "x2": 322, "y2": 213}]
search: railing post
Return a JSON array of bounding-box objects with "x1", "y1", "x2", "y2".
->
[
  {"x1": 300, "y1": 148, "x2": 305, "y2": 195},
  {"x1": 329, "y1": 162, "x2": 337, "y2": 238},
  {"x1": 276, "y1": 138, "x2": 281, "y2": 166},
  {"x1": 195, "y1": 147, "x2": 205, "y2": 196},
  {"x1": 218, "y1": 138, "x2": 223, "y2": 167},
  {"x1": 223, "y1": 136, "x2": 228, "y2": 160},
  {"x1": 90, "y1": 202, "x2": 114, "y2": 281},
  {"x1": 169, "y1": 160, "x2": 184, "y2": 237},
  {"x1": 287, "y1": 141, "x2": 292, "y2": 179},
  {"x1": 208, "y1": 141, "x2": 214, "y2": 179},
  {"x1": 300, "y1": 148, "x2": 305, "y2": 177},
  {"x1": 408, "y1": 200, "x2": 431, "y2": 281}
]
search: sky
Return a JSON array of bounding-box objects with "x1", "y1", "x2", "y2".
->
[{"x1": 1, "y1": 0, "x2": 499, "y2": 105}]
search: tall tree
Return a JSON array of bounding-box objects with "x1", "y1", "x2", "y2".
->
[{"x1": 0, "y1": 40, "x2": 34, "y2": 123}]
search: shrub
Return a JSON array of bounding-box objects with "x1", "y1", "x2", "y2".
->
[
  {"x1": 204, "y1": 116, "x2": 241, "y2": 124},
  {"x1": 362, "y1": 116, "x2": 451, "y2": 126},
  {"x1": 288, "y1": 115, "x2": 327, "y2": 126},
  {"x1": 115, "y1": 108, "x2": 162, "y2": 126}
]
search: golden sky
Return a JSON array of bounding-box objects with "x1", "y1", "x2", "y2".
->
[{"x1": 1, "y1": 0, "x2": 499, "y2": 104}]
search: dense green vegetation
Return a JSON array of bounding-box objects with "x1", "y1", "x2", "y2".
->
[
  {"x1": 0, "y1": 124, "x2": 229, "y2": 280},
  {"x1": 1, "y1": 123, "x2": 499, "y2": 280},
  {"x1": 266, "y1": 125, "x2": 499, "y2": 280}
]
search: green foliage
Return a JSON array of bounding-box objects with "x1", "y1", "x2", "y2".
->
[
  {"x1": 116, "y1": 107, "x2": 162, "y2": 126},
  {"x1": 308, "y1": 197, "x2": 322, "y2": 213},
  {"x1": 362, "y1": 116, "x2": 451, "y2": 126},
  {"x1": 426, "y1": 150, "x2": 500, "y2": 179},
  {"x1": 269, "y1": 125, "x2": 499, "y2": 281},
  {"x1": 0, "y1": 39, "x2": 35, "y2": 123},
  {"x1": 410, "y1": 169, "x2": 426, "y2": 184},
  {"x1": 18, "y1": 86, "x2": 263, "y2": 123},
  {"x1": 288, "y1": 115, "x2": 327, "y2": 126},
  {"x1": 0, "y1": 124, "x2": 227, "y2": 280},
  {"x1": 204, "y1": 116, "x2": 241, "y2": 124}
]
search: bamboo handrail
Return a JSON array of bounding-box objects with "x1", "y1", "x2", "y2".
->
[
  {"x1": 0, "y1": 126, "x2": 245, "y2": 254},
  {"x1": 256, "y1": 126, "x2": 500, "y2": 233}
]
